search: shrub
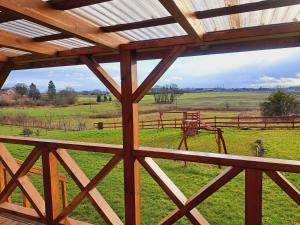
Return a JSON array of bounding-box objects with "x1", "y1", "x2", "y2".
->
[
  {"x1": 260, "y1": 90, "x2": 300, "y2": 116},
  {"x1": 21, "y1": 128, "x2": 33, "y2": 137}
]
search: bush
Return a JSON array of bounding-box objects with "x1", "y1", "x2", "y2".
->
[
  {"x1": 21, "y1": 128, "x2": 33, "y2": 136},
  {"x1": 55, "y1": 87, "x2": 78, "y2": 105},
  {"x1": 260, "y1": 90, "x2": 300, "y2": 116}
]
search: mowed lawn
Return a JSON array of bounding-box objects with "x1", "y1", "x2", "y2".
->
[{"x1": 0, "y1": 125, "x2": 299, "y2": 225}]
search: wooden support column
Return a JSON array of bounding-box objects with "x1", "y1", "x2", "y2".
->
[
  {"x1": 120, "y1": 49, "x2": 140, "y2": 225},
  {"x1": 0, "y1": 63, "x2": 12, "y2": 89},
  {"x1": 42, "y1": 148, "x2": 61, "y2": 225},
  {"x1": 245, "y1": 169, "x2": 262, "y2": 225}
]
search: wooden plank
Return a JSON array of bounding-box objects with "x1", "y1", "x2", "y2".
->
[
  {"x1": 33, "y1": 33, "x2": 71, "y2": 42},
  {"x1": 0, "y1": 144, "x2": 45, "y2": 218},
  {"x1": 132, "y1": 46, "x2": 185, "y2": 103},
  {"x1": 120, "y1": 49, "x2": 140, "y2": 225},
  {"x1": 159, "y1": 167, "x2": 242, "y2": 225},
  {"x1": 102, "y1": 0, "x2": 300, "y2": 33},
  {"x1": 0, "y1": 12, "x2": 20, "y2": 23},
  {"x1": 159, "y1": 0, "x2": 205, "y2": 42},
  {"x1": 48, "y1": 0, "x2": 111, "y2": 10},
  {"x1": 80, "y1": 56, "x2": 121, "y2": 101},
  {"x1": 0, "y1": 0, "x2": 128, "y2": 49},
  {"x1": 55, "y1": 155, "x2": 122, "y2": 222},
  {"x1": 41, "y1": 149, "x2": 62, "y2": 224},
  {"x1": 139, "y1": 157, "x2": 208, "y2": 225},
  {"x1": 225, "y1": 0, "x2": 240, "y2": 29},
  {"x1": 0, "y1": 63, "x2": 12, "y2": 89},
  {"x1": 0, "y1": 135, "x2": 123, "y2": 155},
  {"x1": 135, "y1": 146, "x2": 300, "y2": 173},
  {"x1": 54, "y1": 149, "x2": 123, "y2": 225},
  {"x1": 0, "y1": 30, "x2": 65, "y2": 55},
  {"x1": 245, "y1": 169, "x2": 262, "y2": 225},
  {"x1": 266, "y1": 171, "x2": 300, "y2": 205}
]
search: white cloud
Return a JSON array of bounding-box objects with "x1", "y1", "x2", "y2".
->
[{"x1": 253, "y1": 74, "x2": 300, "y2": 88}]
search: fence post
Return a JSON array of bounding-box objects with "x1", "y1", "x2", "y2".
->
[
  {"x1": 237, "y1": 116, "x2": 240, "y2": 128},
  {"x1": 245, "y1": 169, "x2": 262, "y2": 225},
  {"x1": 175, "y1": 118, "x2": 177, "y2": 128},
  {"x1": 214, "y1": 116, "x2": 217, "y2": 128},
  {"x1": 292, "y1": 115, "x2": 295, "y2": 129}
]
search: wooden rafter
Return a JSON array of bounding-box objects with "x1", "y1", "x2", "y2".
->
[
  {"x1": 132, "y1": 46, "x2": 186, "y2": 103},
  {"x1": 0, "y1": 30, "x2": 65, "y2": 55},
  {"x1": 0, "y1": 63, "x2": 12, "y2": 89},
  {"x1": 159, "y1": 0, "x2": 205, "y2": 42},
  {"x1": 33, "y1": 33, "x2": 72, "y2": 42},
  {"x1": 0, "y1": 0, "x2": 129, "y2": 49},
  {"x1": 80, "y1": 55, "x2": 122, "y2": 101},
  {"x1": 102, "y1": 0, "x2": 300, "y2": 33},
  {"x1": 48, "y1": 0, "x2": 111, "y2": 10},
  {"x1": 225, "y1": 0, "x2": 241, "y2": 29},
  {"x1": 0, "y1": 11, "x2": 20, "y2": 23}
]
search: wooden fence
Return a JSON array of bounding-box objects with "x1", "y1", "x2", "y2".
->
[
  {"x1": 0, "y1": 136, "x2": 299, "y2": 224},
  {"x1": 100, "y1": 115, "x2": 300, "y2": 130}
]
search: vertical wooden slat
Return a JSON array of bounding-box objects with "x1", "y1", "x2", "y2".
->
[
  {"x1": 22, "y1": 194, "x2": 31, "y2": 208},
  {"x1": 61, "y1": 181, "x2": 68, "y2": 209},
  {"x1": 42, "y1": 149, "x2": 61, "y2": 224},
  {"x1": 121, "y1": 49, "x2": 140, "y2": 225},
  {"x1": 245, "y1": 169, "x2": 262, "y2": 225}
]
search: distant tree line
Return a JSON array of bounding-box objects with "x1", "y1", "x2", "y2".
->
[
  {"x1": 0, "y1": 81, "x2": 78, "y2": 106},
  {"x1": 150, "y1": 84, "x2": 183, "y2": 104}
]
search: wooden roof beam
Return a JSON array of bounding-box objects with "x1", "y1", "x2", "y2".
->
[
  {"x1": 48, "y1": 0, "x2": 111, "y2": 10},
  {"x1": 159, "y1": 0, "x2": 205, "y2": 43},
  {"x1": 0, "y1": 0, "x2": 129, "y2": 49},
  {"x1": 225, "y1": 0, "x2": 241, "y2": 29},
  {"x1": 102, "y1": 0, "x2": 300, "y2": 33},
  {"x1": 0, "y1": 30, "x2": 66, "y2": 55},
  {"x1": 0, "y1": 11, "x2": 20, "y2": 23}
]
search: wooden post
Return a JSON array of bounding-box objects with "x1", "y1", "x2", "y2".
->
[
  {"x1": 214, "y1": 116, "x2": 217, "y2": 128},
  {"x1": 292, "y1": 115, "x2": 295, "y2": 129},
  {"x1": 121, "y1": 49, "x2": 140, "y2": 225},
  {"x1": 237, "y1": 116, "x2": 240, "y2": 128},
  {"x1": 42, "y1": 148, "x2": 61, "y2": 225},
  {"x1": 245, "y1": 169, "x2": 262, "y2": 225}
]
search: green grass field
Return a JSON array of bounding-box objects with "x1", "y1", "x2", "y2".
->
[
  {"x1": 0, "y1": 125, "x2": 299, "y2": 225},
  {"x1": 0, "y1": 92, "x2": 267, "y2": 129}
]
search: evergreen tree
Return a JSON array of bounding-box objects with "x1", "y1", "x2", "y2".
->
[
  {"x1": 47, "y1": 80, "x2": 56, "y2": 100},
  {"x1": 28, "y1": 83, "x2": 40, "y2": 101}
]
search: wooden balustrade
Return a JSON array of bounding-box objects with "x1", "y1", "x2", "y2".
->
[{"x1": 0, "y1": 135, "x2": 298, "y2": 224}]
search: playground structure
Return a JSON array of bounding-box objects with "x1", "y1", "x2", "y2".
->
[{"x1": 159, "y1": 111, "x2": 227, "y2": 155}]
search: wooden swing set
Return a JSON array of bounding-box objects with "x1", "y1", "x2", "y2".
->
[{"x1": 159, "y1": 111, "x2": 228, "y2": 154}]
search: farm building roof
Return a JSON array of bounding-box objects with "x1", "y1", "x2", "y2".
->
[{"x1": 0, "y1": 0, "x2": 300, "y2": 69}]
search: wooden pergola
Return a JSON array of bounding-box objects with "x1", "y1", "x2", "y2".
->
[{"x1": 0, "y1": 1, "x2": 299, "y2": 225}]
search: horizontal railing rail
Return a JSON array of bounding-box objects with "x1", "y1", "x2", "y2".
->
[
  {"x1": 99, "y1": 115, "x2": 300, "y2": 130},
  {"x1": 0, "y1": 135, "x2": 298, "y2": 225}
]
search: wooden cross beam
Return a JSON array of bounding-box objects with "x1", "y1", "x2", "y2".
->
[
  {"x1": 48, "y1": 0, "x2": 111, "y2": 10},
  {"x1": 0, "y1": 30, "x2": 65, "y2": 55},
  {"x1": 0, "y1": 0, "x2": 129, "y2": 49},
  {"x1": 80, "y1": 55, "x2": 122, "y2": 101},
  {"x1": 132, "y1": 45, "x2": 186, "y2": 103},
  {"x1": 159, "y1": 0, "x2": 205, "y2": 42}
]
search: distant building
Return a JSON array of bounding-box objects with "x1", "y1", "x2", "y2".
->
[{"x1": 0, "y1": 89, "x2": 16, "y2": 101}]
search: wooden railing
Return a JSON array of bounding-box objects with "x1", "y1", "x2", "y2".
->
[
  {"x1": 0, "y1": 135, "x2": 299, "y2": 224},
  {"x1": 100, "y1": 115, "x2": 300, "y2": 130}
]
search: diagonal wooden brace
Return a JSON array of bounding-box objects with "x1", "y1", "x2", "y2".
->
[
  {"x1": 139, "y1": 157, "x2": 209, "y2": 225},
  {"x1": 55, "y1": 154, "x2": 122, "y2": 223},
  {"x1": 266, "y1": 171, "x2": 300, "y2": 205},
  {"x1": 159, "y1": 167, "x2": 242, "y2": 225},
  {"x1": 81, "y1": 55, "x2": 122, "y2": 101},
  {"x1": 0, "y1": 144, "x2": 45, "y2": 218},
  {"x1": 132, "y1": 46, "x2": 186, "y2": 103},
  {"x1": 54, "y1": 149, "x2": 124, "y2": 225}
]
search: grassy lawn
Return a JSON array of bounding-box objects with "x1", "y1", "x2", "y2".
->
[{"x1": 0, "y1": 125, "x2": 299, "y2": 225}]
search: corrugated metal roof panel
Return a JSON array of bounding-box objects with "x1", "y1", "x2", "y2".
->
[
  {"x1": 48, "y1": 38, "x2": 95, "y2": 49},
  {"x1": 0, "y1": 47, "x2": 31, "y2": 55},
  {"x1": 0, "y1": 19, "x2": 59, "y2": 38}
]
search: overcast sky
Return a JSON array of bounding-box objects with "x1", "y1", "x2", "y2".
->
[{"x1": 5, "y1": 47, "x2": 300, "y2": 91}]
